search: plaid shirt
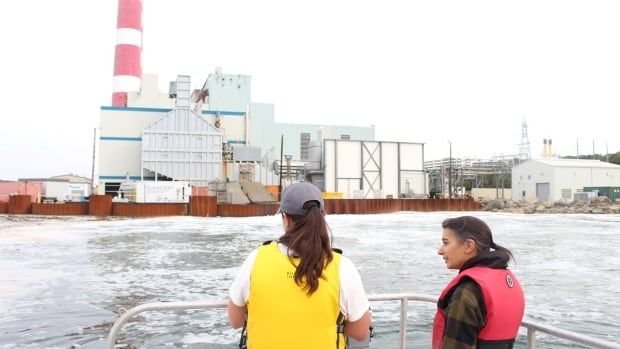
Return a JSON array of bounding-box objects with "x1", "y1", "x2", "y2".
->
[{"x1": 441, "y1": 279, "x2": 486, "y2": 349}]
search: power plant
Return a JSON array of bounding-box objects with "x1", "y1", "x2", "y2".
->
[{"x1": 96, "y1": 0, "x2": 426, "y2": 202}]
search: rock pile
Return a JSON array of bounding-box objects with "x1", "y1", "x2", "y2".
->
[{"x1": 479, "y1": 197, "x2": 620, "y2": 214}]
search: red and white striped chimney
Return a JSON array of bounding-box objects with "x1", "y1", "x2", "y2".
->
[{"x1": 111, "y1": 0, "x2": 143, "y2": 107}]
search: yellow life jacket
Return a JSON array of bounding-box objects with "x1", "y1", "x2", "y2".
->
[{"x1": 247, "y1": 241, "x2": 344, "y2": 349}]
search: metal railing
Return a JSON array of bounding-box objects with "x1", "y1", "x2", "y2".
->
[{"x1": 106, "y1": 293, "x2": 620, "y2": 349}]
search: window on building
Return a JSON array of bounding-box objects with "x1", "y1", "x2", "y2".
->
[
  {"x1": 561, "y1": 189, "x2": 572, "y2": 200},
  {"x1": 105, "y1": 182, "x2": 121, "y2": 196},
  {"x1": 341, "y1": 134, "x2": 350, "y2": 140},
  {"x1": 300, "y1": 133, "x2": 310, "y2": 161}
]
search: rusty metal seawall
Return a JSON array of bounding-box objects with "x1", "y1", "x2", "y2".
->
[
  {"x1": 89, "y1": 195, "x2": 113, "y2": 216},
  {"x1": 189, "y1": 196, "x2": 217, "y2": 217},
  {"x1": 217, "y1": 203, "x2": 280, "y2": 217},
  {"x1": 32, "y1": 203, "x2": 89, "y2": 216},
  {"x1": 1, "y1": 196, "x2": 479, "y2": 218},
  {"x1": 324, "y1": 198, "x2": 479, "y2": 215},
  {"x1": 8, "y1": 195, "x2": 32, "y2": 214}
]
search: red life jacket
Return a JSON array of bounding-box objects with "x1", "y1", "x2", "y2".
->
[{"x1": 432, "y1": 266, "x2": 525, "y2": 349}]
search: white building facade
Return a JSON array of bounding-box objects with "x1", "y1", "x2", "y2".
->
[
  {"x1": 511, "y1": 159, "x2": 620, "y2": 202},
  {"x1": 323, "y1": 140, "x2": 426, "y2": 198}
]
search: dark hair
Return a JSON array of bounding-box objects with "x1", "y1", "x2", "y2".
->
[
  {"x1": 442, "y1": 216, "x2": 514, "y2": 261},
  {"x1": 279, "y1": 200, "x2": 332, "y2": 296}
]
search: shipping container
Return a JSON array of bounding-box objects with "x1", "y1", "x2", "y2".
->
[
  {"x1": 119, "y1": 181, "x2": 191, "y2": 203},
  {"x1": 583, "y1": 186, "x2": 620, "y2": 201}
]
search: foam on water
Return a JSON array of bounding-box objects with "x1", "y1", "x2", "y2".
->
[{"x1": 1, "y1": 212, "x2": 619, "y2": 348}]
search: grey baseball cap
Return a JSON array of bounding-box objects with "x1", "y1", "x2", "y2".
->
[{"x1": 278, "y1": 182, "x2": 324, "y2": 215}]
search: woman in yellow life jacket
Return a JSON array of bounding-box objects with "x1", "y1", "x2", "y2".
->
[{"x1": 227, "y1": 182, "x2": 372, "y2": 349}]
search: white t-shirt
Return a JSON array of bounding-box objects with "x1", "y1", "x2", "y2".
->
[{"x1": 229, "y1": 243, "x2": 370, "y2": 322}]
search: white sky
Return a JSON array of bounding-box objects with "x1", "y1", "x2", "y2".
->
[{"x1": 1, "y1": 0, "x2": 619, "y2": 180}]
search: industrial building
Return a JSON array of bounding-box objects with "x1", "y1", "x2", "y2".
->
[
  {"x1": 97, "y1": 70, "x2": 384, "y2": 198},
  {"x1": 98, "y1": 0, "x2": 425, "y2": 201},
  {"x1": 511, "y1": 159, "x2": 620, "y2": 202}
]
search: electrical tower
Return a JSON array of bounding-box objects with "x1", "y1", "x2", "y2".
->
[{"x1": 518, "y1": 119, "x2": 531, "y2": 161}]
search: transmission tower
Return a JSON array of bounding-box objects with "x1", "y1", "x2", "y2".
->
[{"x1": 518, "y1": 119, "x2": 531, "y2": 161}]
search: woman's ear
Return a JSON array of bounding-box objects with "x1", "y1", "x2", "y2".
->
[
  {"x1": 464, "y1": 239, "x2": 477, "y2": 254},
  {"x1": 282, "y1": 213, "x2": 291, "y2": 229}
]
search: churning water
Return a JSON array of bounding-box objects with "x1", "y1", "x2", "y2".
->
[{"x1": 0, "y1": 212, "x2": 619, "y2": 348}]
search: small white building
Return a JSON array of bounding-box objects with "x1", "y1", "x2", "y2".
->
[{"x1": 511, "y1": 159, "x2": 620, "y2": 202}]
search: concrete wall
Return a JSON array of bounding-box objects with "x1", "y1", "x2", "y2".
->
[{"x1": 471, "y1": 188, "x2": 512, "y2": 201}]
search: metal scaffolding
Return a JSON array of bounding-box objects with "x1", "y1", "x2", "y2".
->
[{"x1": 425, "y1": 156, "x2": 519, "y2": 198}]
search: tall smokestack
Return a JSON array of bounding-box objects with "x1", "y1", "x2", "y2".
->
[
  {"x1": 543, "y1": 139, "x2": 548, "y2": 158},
  {"x1": 548, "y1": 139, "x2": 553, "y2": 158},
  {"x1": 111, "y1": 0, "x2": 143, "y2": 107}
]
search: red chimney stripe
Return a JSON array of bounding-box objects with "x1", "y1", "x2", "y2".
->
[
  {"x1": 116, "y1": 0, "x2": 142, "y2": 29},
  {"x1": 113, "y1": 45, "x2": 141, "y2": 77},
  {"x1": 112, "y1": 92, "x2": 128, "y2": 107}
]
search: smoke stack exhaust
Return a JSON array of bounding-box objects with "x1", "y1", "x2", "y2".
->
[
  {"x1": 548, "y1": 139, "x2": 552, "y2": 158},
  {"x1": 111, "y1": 0, "x2": 143, "y2": 107}
]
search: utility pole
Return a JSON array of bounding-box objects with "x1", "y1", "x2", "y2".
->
[
  {"x1": 576, "y1": 138, "x2": 579, "y2": 158},
  {"x1": 278, "y1": 135, "x2": 284, "y2": 200},
  {"x1": 448, "y1": 141, "x2": 452, "y2": 199},
  {"x1": 606, "y1": 141, "x2": 609, "y2": 162},
  {"x1": 91, "y1": 128, "x2": 96, "y2": 191}
]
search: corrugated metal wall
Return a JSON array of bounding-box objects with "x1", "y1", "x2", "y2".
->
[
  {"x1": 89, "y1": 195, "x2": 113, "y2": 216},
  {"x1": 217, "y1": 203, "x2": 279, "y2": 217},
  {"x1": 32, "y1": 203, "x2": 89, "y2": 215},
  {"x1": 189, "y1": 196, "x2": 217, "y2": 217},
  {"x1": 8, "y1": 195, "x2": 32, "y2": 214},
  {"x1": 4, "y1": 197, "x2": 478, "y2": 217},
  {"x1": 324, "y1": 198, "x2": 478, "y2": 214}
]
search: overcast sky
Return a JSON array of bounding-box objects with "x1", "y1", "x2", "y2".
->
[{"x1": 1, "y1": 0, "x2": 619, "y2": 180}]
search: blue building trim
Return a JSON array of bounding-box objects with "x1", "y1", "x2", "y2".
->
[
  {"x1": 99, "y1": 176, "x2": 156, "y2": 180},
  {"x1": 100, "y1": 136, "x2": 142, "y2": 141},
  {"x1": 227, "y1": 140, "x2": 246, "y2": 144},
  {"x1": 202, "y1": 110, "x2": 246, "y2": 116},
  {"x1": 100, "y1": 105, "x2": 245, "y2": 116}
]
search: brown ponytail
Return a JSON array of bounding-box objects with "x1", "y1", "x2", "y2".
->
[{"x1": 279, "y1": 200, "x2": 333, "y2": 295}]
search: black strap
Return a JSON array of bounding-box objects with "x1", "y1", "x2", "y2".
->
[
  {"x1": 238, "y1": 319, "x2": 248, "y2": 349},
  {"x1": 336, "y1": 312, "x2": 347, "y2": 349}
]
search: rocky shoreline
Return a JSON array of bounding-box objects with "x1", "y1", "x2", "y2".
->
[{"x1": 480, "y1": 196, "x2": 620, "y2": 214}]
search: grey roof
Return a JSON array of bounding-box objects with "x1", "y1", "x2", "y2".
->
[
  {"x1": 18, "y1": 178, "x2": 69, "y2": 182},
  {"x1": 526, "y1": 159, "x2": 620, "y2": 169}
]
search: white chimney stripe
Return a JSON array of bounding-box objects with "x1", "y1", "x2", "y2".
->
[
  {"x1": 113, "y1": 75, "x2": 141, "y2": 92},
  {"x1": 116, "y1": 28, "x2": 142, "y2": 48}
]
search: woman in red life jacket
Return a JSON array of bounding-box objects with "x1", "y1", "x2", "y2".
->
[
  {"x1": 227, "y1": 182, "x2": 372, "y2": 349},
  {"x1": 433, "y1": 216, "x2": 525, "y2": 349}
]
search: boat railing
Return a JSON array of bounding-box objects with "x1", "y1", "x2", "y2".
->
[{"x1": 106, "y1": 292, "x2": 620, "y2": 349}]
